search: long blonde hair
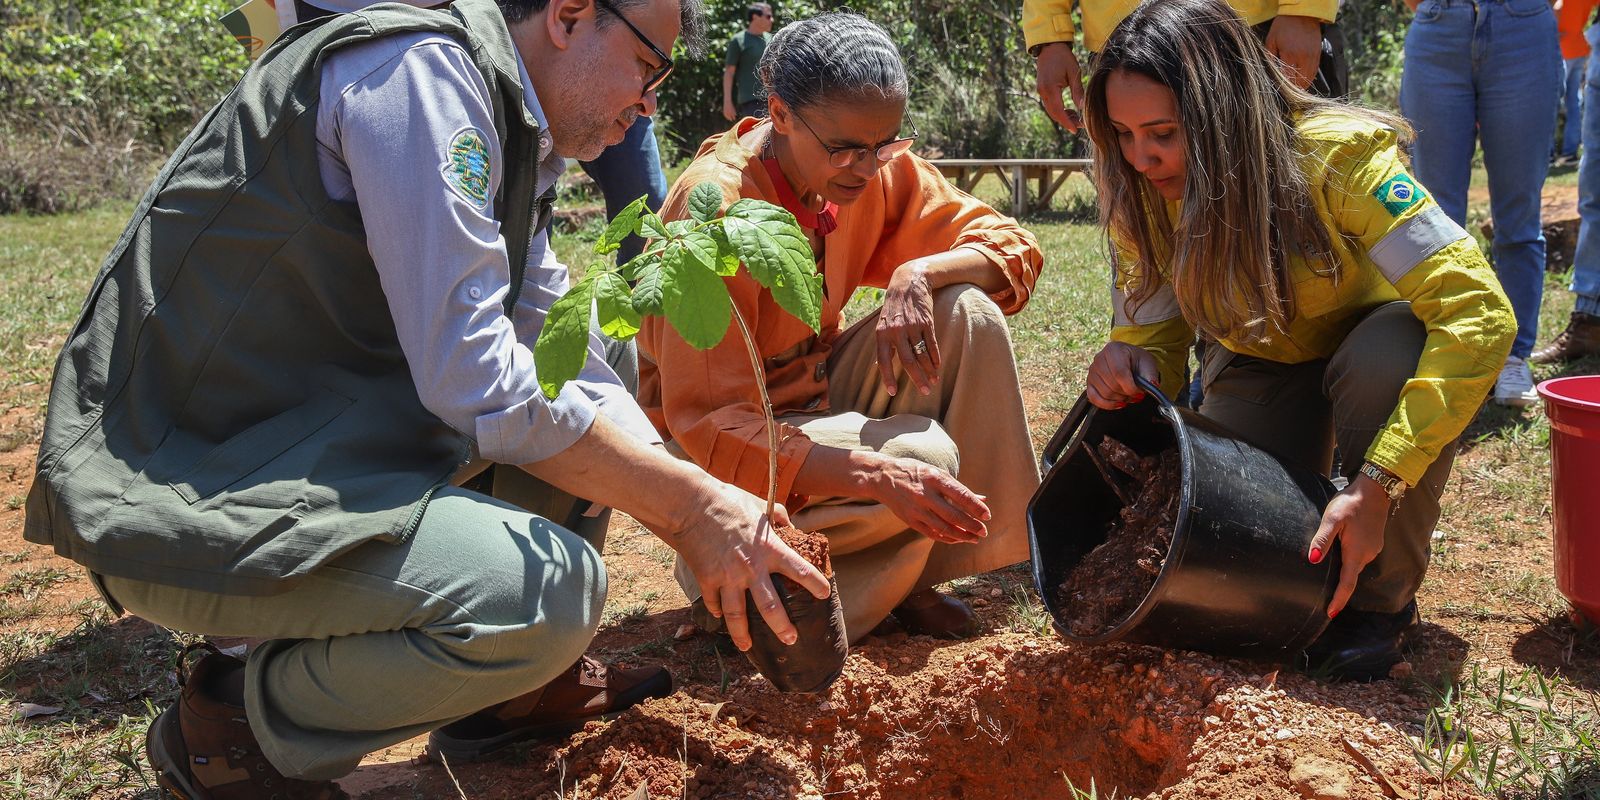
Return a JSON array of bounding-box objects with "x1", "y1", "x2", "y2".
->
[{"x1": 1083, "y1": 0, "x2": 1411, "y2": 343}]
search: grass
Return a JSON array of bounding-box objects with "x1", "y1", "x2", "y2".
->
[
  {"x1": 2, "y1": 163, "x2": 1598, "y2": 797},
  {"x1": 1412, "y1": 665, "x2": 1600, "y2": 799}
]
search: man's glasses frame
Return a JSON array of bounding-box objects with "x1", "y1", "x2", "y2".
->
[
  {"x1": 594, "y1": 0, "x2": 674, "y2": 96},
  {"x1": 791, "y1": 109, "x2": 919, "y2": 170}
]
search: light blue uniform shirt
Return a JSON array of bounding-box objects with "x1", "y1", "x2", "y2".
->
[{"x1": 313, "y1": 30, "x2": 661, "y2": 465}]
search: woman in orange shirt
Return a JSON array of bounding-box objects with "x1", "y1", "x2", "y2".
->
[{"x1": 638, "y1": 12, "x2": 1044, "y2": 642}]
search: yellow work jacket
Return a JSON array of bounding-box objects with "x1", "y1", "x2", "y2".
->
[
  {"x1": 1108, "y1": 113, "x2": 1516, "y2": 486},
  {"x1": 1022, "y1": 0, "x2": 1337, "y2": 54}
]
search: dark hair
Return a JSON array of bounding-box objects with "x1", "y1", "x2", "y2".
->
[
  {"x1": 757, "y1": 11, "x2": 905, "y2": 111},
  {"x1": 744, "y1": 3, "x2": 770, "y2": 22},
  {"x1": 497, "y1": 0, "x2": 707, "y2": 58},
  {"x1": 1083, "y1": 0, "x2": 1407, "y2": 342}
]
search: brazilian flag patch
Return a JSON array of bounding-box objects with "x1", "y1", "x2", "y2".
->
[
  {"x1": 442, "y1": 127, "x2": 491, "y2": 209},
  {"x1": 1373, "y1": 173, "x2": 1426, "y2": 217}
]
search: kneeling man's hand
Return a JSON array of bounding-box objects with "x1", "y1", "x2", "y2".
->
[{"x1": 670, "y1": 483, "x2": 830, "y2": 652}]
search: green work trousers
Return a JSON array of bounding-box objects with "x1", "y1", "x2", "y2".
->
[
  {"x1": 1198, "y1": 301, "x2": 1458, "y2": 615},
  {"x1": 100, "y1": 483, "x2": 605, "y2": 781}
]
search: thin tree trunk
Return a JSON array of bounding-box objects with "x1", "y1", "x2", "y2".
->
[{"x1": 729, "y1": 303, "x2": 779, "y2": 523}]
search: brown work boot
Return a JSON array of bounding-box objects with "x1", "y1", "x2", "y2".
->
[
  {"x1": 1531, "y1": 312, "x2": 1600, "y2": 364},
  {"x1": 427, "y1": 655, "x2": 672, "y2": 762},
  {"x1": 891, "y1": 588, "x2": 981, "y2": 640},
  {"x1": 146, "y1": 643, "x2": 348, "y2": 800}
]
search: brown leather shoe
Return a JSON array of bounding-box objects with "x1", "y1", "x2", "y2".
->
[
  {"x1": 892, "y1": 589, "x2": 981, "y2": 640},
  {"x1": 427, "y1": 655, "x2": 672, "y2": 761},
  {"x1": 146, "y1": 644, "x2": 349, "y2": 800},
  {"x1": 1531, "y1": 312, "x2": 1600, "y2": 364}
]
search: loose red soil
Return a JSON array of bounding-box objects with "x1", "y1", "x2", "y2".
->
[
  {"x1": 776, "y1": 523, "x2": 831, "y2": 580},
  {"x1": 4, "y1": 399, "x2": 1594, "y2": 799}
]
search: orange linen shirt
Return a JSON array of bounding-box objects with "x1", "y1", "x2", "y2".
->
[{"x1": 637, "y1": 118, "x2": 1044, "y2": 504}]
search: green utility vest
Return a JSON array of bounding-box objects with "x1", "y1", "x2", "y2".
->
[{"x1": 24, "y1": 0, "x2": 550, "y2": 595}]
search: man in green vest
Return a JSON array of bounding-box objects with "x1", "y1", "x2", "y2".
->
[{"x1": 23, "y1": 0, "x2": 828, "y2": 796}]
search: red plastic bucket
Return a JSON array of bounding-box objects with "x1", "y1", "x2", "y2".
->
[{"x1": 1536, "y1": 375, "x2": 1600, "y2": 627}]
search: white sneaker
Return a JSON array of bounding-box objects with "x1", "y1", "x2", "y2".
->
[{"x1": 1493, "y1": 355, "x2": 1538, "y2": 408}]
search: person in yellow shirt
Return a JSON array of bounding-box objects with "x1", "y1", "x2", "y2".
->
[
  {"x1": 640, "y1": 12, "x2": 1044, "y2": 643},
  {"x1": 1080, "y1": 0, "x2": 1515, "y2": 680},
  {"x1": 1024, "y1": 0, "x2": 1341, "y2": 131}
]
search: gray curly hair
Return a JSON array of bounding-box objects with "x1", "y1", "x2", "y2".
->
[{"x1": 757, "y1": 12, "x2": 907, "y2": 110}]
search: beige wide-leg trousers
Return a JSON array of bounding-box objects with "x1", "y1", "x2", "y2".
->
[{"x1": 677, "y1": 284, "x2": 1041, "y2": 641}]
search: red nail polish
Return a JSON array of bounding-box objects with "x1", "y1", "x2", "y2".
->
[
  {"x1": 1309, "y1": 547, "x2": 1322, "y2": 564},
  {"x1": 1328, "y1": 607, "x2": 1339, "y2": 620},
  {"x1": 1133, "y1": 392, "x2": 1146, "y2": 402}
]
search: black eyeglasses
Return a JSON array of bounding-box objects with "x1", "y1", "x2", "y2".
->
[
  {"x1": 791, "y1": 109, "x2": 919, "y2": 169},
  {"x1": 595, "y1": 0, "x2": 674, "y2": 96}
]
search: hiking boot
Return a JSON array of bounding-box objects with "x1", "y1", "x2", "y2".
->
[
  {"x1": 1493, "y1": 355, "x2": 1538, "y2": 408},
  {"x1": 1298, "y1": 601, "x2": 1420, "y2": 682},
  {"x1": 891, "y1": 589, "x2": 981, "y2": 640},
  {"x1": 1531, "y1": 312, "x2": 1600, "y2": 365},
  {"x1": 146, "y1": 643, "x2": 349, "y2": 800},
  {"x1": 427, "y1": 655, "x2": 672, "y2": 762}
]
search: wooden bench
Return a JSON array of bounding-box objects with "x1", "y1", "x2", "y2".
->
[{"x1": 930, "y1": 158, "x2": 1093, "y2": 218}]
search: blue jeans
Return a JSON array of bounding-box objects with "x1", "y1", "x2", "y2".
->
[
  {"x1": 1569, "y1": 35, "x2": 1600, "y2": 316},
  {"x1": 578, "y1": 115, "x2": 668, "y2": 264},
  {"x1": 1561, "y1": 56, "x2": 1587, "y2": 159},
  {"x1": 1401, "y1": 0, "x2": 1561, "y2": 359}
]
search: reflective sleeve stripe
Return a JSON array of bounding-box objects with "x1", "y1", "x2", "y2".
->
[
  {"x1": 1112, "y1": 282, "x2": 1183, "y2": 326},
  {"x1": 1367, "y1": 205, "x2": 1470, "y2": 285}
]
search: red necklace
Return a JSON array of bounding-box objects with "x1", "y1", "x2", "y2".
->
[{"x1": 761, "y1": 139, "x2": 838, "y2": 236}]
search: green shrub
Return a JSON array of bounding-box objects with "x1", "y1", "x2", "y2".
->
[
  {"x1": 0, "y1": 0, "x2": 246, "y2": 212},
  {"x1": 656, "y1": 0, "x2": 1080, "y2": 163}
]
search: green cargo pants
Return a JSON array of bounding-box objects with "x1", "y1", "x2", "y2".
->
[
  {"x1": 1198, "y1": 301, "x2": 1458, "y2": 615},
  {"x1": 100, "y1": 484, "x2": 604, "y2": 780}
]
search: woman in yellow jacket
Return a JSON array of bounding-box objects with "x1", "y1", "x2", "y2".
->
[{"x1": 1081, "y1": 0, "x2": 1516, "y2": 680}]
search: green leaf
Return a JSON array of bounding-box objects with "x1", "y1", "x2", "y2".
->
[
  {"x1": 594, "y1": 273, "x2": 642, "y2": 340},
  {"x1": 631, "y1": 262, "x2": 666, "y2": 316},
  {"x1": 640, "y1": 212, "x2": 670, "y2": 240},
  {"x1": 706, "y1": 225, "x2": 741, "y2": 276},
  {"x1": 534, "y1": 273, "x2": 598, "y2": 399},
  {"x1": 666, "y1": 219, "x2": 694, "y2": 237},
  {"x1": 680, "y1": 229, "x2": 722, "y2": 275},
  {"x1": 597, "y1": 195, "x2": 649, "y2": 254},
  {"x1": 619, "y1": 249, "x2": 659, "y2": 283},
  {"x1": 688, "y1": 182, "x2": 724, "y2": 224},
  {"x1": 721, "y1": 200, "x2": 822, "y2": 331},
  {"x1": 660, "y1": 243, "x2": 732, "y2": 350}
]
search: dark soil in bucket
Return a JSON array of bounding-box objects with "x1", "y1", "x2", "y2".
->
[{"x1": 1056, "y1": 436, "x2": 1181, "y2": 637}]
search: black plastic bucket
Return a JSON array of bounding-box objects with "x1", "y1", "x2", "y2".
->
[
  {"x1": 743, "y1": 576, "x2": 847, "y2": 694},
  {"x1": 1028, "y1": 377, "x2": 1341, "y2": 662}
]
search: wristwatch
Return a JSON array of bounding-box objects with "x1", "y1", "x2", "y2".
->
[{"x1": 1358, "y1": 461, "x2": 1407, "y2": 502}]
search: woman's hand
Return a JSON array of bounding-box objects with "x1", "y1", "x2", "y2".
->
[
  {"x1": 1307, "y1": 475, "x2": 1393, "y2": 619},
  {"x1": 867, "y1": 454, "x2": 990, "y2": 544},
  {"x1": 1085, "y1": 342, "x2": 1160, "y2": 409},
  {"x1": 877, "y1": 262, "x2": 940, "y2": 397}
]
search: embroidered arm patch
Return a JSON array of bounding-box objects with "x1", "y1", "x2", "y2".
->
[
  {"x1": 442, "y1": 127, "x2": 491, "y2": 209},
  {"x1": 1373, "y1": 173, "x2": 1426, "y2": 217}
]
